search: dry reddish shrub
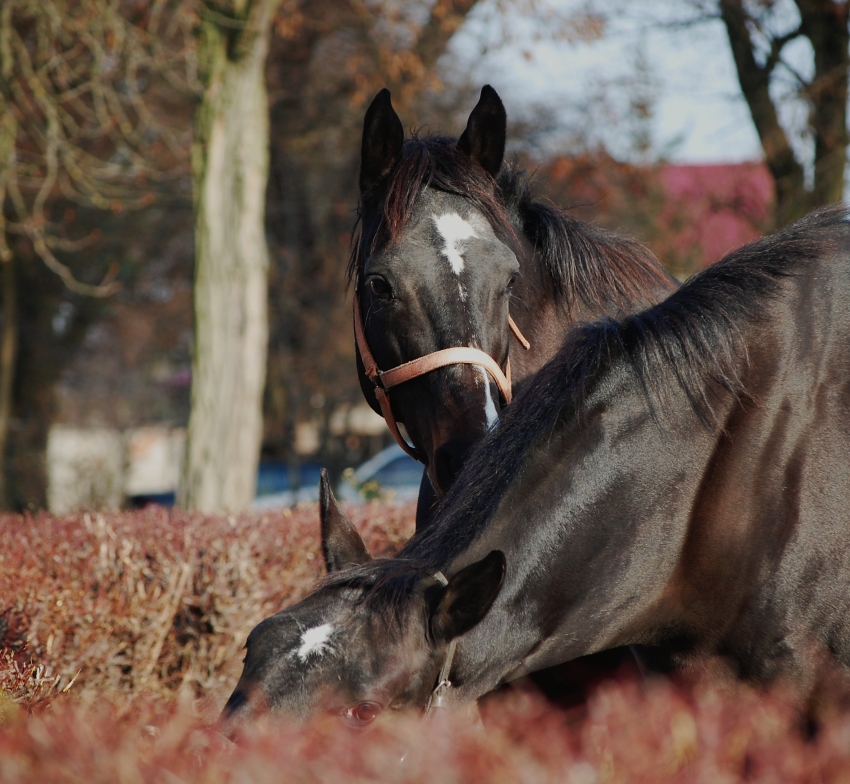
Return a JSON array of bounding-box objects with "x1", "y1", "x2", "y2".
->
[
  {"x1": 1, "y1": 679, "x2": 850, "y2": 783},
  {"x1": 0, "y1": 502, "x2": 414, "y2": 709},
  {"x1": 3, "y1": 505, "x2": 850, "y2": 782}
]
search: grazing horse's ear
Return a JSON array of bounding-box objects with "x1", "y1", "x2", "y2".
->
[
  {"x1": 430, "y1": 551, "x2": 506, "y2": 643},
  {"x1": 457, "y1": 85, "x2": 506, "y2": 178},
  {"x1": 360, "y1": 89, "x2": 404, "y2": 194},
  {"x1": 319, "y1": 469, "x2": 371, "y2": 573}
]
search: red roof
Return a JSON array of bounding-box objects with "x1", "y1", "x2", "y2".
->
[
  {"x1": 539, "y1": 156, "x2": 775, "y2": 275},
  {"x1": 657, "y1": 163, "x2": 773, "y2": 268}
]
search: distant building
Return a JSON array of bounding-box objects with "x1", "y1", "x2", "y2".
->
[
  {"x1": 540, "y1": 157, "x2": 774, "y2": 279},
  {"x1": 656, "y1": 162, "x2": 773, "y2": 271}
]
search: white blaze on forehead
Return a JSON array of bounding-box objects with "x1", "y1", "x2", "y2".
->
[
  {"x1": 478, "y1": 367, "x2": 499, "y2": 429},
  {"x1": 433, "y1": 212, "x2": 478, "y2": 275},
  {"x1": 297, "y1": 623, "x2": 334, "y2": 662}
]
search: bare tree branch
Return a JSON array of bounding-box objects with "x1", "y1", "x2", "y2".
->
[
  {"x1": 763, "y1": 25, "x2": 804, "y2": 76},
  {"x1": 0, "y1": 0, "x2": 200, "y2": 296},
  {"x1": 414, "y1": 0, "x2": 479, "y2": 75},
  {"x1": 718, "y1": 0, "x2": 806, "y2": 225}
]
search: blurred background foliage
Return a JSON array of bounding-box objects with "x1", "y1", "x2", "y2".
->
[{"x1": 3, "y1": 0, "x2": 843, "y2": 510}]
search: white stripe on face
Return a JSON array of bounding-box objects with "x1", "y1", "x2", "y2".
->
[
  {"x1": 433, "y1": 212, "x2": 478, "y2": 275},
  {"x1": 297, "y1": 623, "x2": 334, "y2": 662},
  {"x1": 479, "y1": 367, "x2": 499, "y2": 429},
  {"x1": 432, "y1": 209, "x2": 499, "y2": 428}
]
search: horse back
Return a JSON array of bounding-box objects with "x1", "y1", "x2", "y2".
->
[{"x1": 675, "y1": 215, "x2": 850, "y2": 678}]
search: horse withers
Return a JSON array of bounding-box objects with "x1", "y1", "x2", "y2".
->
[
  {"x1": 226, "y1": 207, "x2": 850, "y2": 728},
  {"x1": 351, "y1": 86, "x2": 675, "y2": 526}
]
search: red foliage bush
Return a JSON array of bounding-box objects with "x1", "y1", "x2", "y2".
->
[
  {"x1": 3, "y1": 504, "x2": 850, "y2": 782},
  {"x1": 2, "y1": 678, "x2": 850, "y2": 782},
  {"x1": 0, "y1": 502, "x2": 414, "y2": 707}
]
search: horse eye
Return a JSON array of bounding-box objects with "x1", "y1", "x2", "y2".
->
[
  {"x1": 369, "y1": 277, "x2": 392, "y2": 297},
  {"x1": 506, "y1": 273, "x2": 518, "y2": 292},
  {"x1": 342, "y1": 701, "x2": 382, "y2": 726}
]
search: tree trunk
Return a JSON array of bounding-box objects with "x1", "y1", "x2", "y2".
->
[
  {"x1": 0, "y1": 253, "x2": 16, "y2": 511},
  {"x1": 797, "y1": 0, "x2": 849, "y2": 208},
  {"x1": 719, "y1": 0, "x2": 807, "y2": 227},
  {"x1": 720, "y1": 0, "x2": 849, "y2": 227},
  {"x1": 0, "y1": 89, "x2": 17, "y2": 510},
  {"x1": 180, "y1": 0, "x2": 279, "y2": 511}
]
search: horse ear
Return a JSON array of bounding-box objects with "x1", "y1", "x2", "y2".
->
[
  {"x1": 319, "y1": 469, "x2": 371, "y2": 573},
  {"x1": 430, "y1": 551, "x2": 506, "y2": 644},
  {"x1": 457, "y1": 85, "x2": 506, "y2": 178},
  {"x1": 360, "y1": 88, "x2": 404, "y2": 194}
]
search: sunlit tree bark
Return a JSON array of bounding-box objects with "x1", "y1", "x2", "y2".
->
[{"x1": 180, "y1": 0, "x2": 281, "y2": 511}]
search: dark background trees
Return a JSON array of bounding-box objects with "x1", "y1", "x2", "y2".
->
[
  {"x1": 0, "y1": 0, "x2": 197, "y2": 509},
  {"x1": 712, "y1": 0, "x2": 848, "y2": 226},
  {"x1": 2, "y1": 0, "x2": 846, "y2": 511}
]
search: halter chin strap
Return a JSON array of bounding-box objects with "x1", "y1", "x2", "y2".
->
[
  {"x1": 425, "y1": 570, "x2": 457, "y2": 715},
  {"x1": 353, "y1": 285, "x2": 531, "y2": 463}
]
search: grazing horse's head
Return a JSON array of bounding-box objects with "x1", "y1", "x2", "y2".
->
[
  {"x1": 353, "y1": 87, "x2": 522, "y2": 498},
  {"x1": 221, "y1": 476, "x2": 504, "y2": 729}
]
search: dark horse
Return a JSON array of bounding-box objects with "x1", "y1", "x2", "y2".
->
[
  {"x1": 352, "y1": 86, "x2": 674, "y2": 525},
  {"x1": 225, "y1": 207, "x2": 850, "y2": 727}
]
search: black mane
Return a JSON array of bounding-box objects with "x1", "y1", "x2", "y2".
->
[
  {"x1": 497, "y1": 168, "x2": 672, "y2": 314},
  {"x1": 321, "y1": 557, "x2": 434, "y2": 628},
  {"x1": 349, "y1": 135, "x2": 672, "y2": 314},
  {"x1": 403, "y1": 206, "x2": 849, "y2": 566},
  {"x1": 349, "y1": 136, "x2": 515, "y2": 281}
]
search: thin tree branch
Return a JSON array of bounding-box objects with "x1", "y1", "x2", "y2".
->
[
  {"x1": 413, "y1": 0, "x2": 479, "y2": 75},
  {"x1": 3, "y1": 0, "x2": 198, "y2": 297},
  {"x1": 763, "y1": 25, "x2": 804, "y2": 76},
  {"x1": 30, "y1": 227, "x2": 120, "y2": 297}
]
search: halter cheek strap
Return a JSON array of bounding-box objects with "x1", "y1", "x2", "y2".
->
[
  {"x1": 425, "y1": 570, "x2": 457, "y2": 715},
  {"x1": 353, "y1": 286, "x2": 531, "y2": 463}
]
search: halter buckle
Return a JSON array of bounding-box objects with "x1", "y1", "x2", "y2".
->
[
  {"x1": 425, "y1": 679, "x2": 452, "y2": 713},
  {"x1": 424, "y1": 628, "x2": 458, "y2": 716}
]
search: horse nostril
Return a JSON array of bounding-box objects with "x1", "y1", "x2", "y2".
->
[{"x1": 433, "y1": 440, "x2": 471, "y2": 494}]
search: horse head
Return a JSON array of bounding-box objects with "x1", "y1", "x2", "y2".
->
[
  {"x1": 221, "y1": 472, "x2": 505, "y2": 729},
  {"x1": 353, "y1": 87, "x2": 524, "y2": 499}
]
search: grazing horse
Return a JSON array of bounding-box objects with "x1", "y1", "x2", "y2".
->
[
  {"x1": 352, "y1": 86, "x2": 675, "y2": 526},
  {"x1": 225, "y1": 207, "x2": 850, "y2": 728}
]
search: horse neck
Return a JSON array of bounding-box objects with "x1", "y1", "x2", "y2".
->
[
  {"x1": 416, "y1": 364, "x2": 732, "y2": 702},
  {"x1": 420, "y1": 213, "x2": 850, "y2": 694},
  {"x1": 503, "y1": 233, "x2": 561, "y2": 378}
]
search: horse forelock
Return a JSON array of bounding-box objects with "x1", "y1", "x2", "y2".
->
[
  {"x1": 403, "y1": 205, "x2": 850, "y2": 566},
  {"x1": 321, "y1": 558, "x2": 433, "y2": 632},
  {"x1": 347, "y1": 136, "x2": 517, "y2": 282}
]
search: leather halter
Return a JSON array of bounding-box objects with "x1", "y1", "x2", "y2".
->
[
  {"x1": 424, "y1": 570, "x2": 456, "y2": 715},
  {"x1": 353, "y1": 283, "x2": 531, "y2": 462}
]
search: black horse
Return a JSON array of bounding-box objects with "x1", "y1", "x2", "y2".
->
[
  {"x1": 225, "y1": 207, "x2": 850, "y2": 727},
  {"x1": 352, "y1": 86, "x2": 675, "y2": 526}
]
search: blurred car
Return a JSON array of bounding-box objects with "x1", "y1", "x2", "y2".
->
[
  {"x1": 337, "y1": 444, "x2": 423, "y2": 503},
  {"x1": 252, "y1": 461, "x2": 323, "y2": 509},
  {"x1": 252, "y1": 446, "x2": 423, "y2": 509}
]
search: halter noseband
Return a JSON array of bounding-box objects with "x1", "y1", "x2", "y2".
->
[{"x1": 353, "y1": 281, "x2": 531, "y2": 462}]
